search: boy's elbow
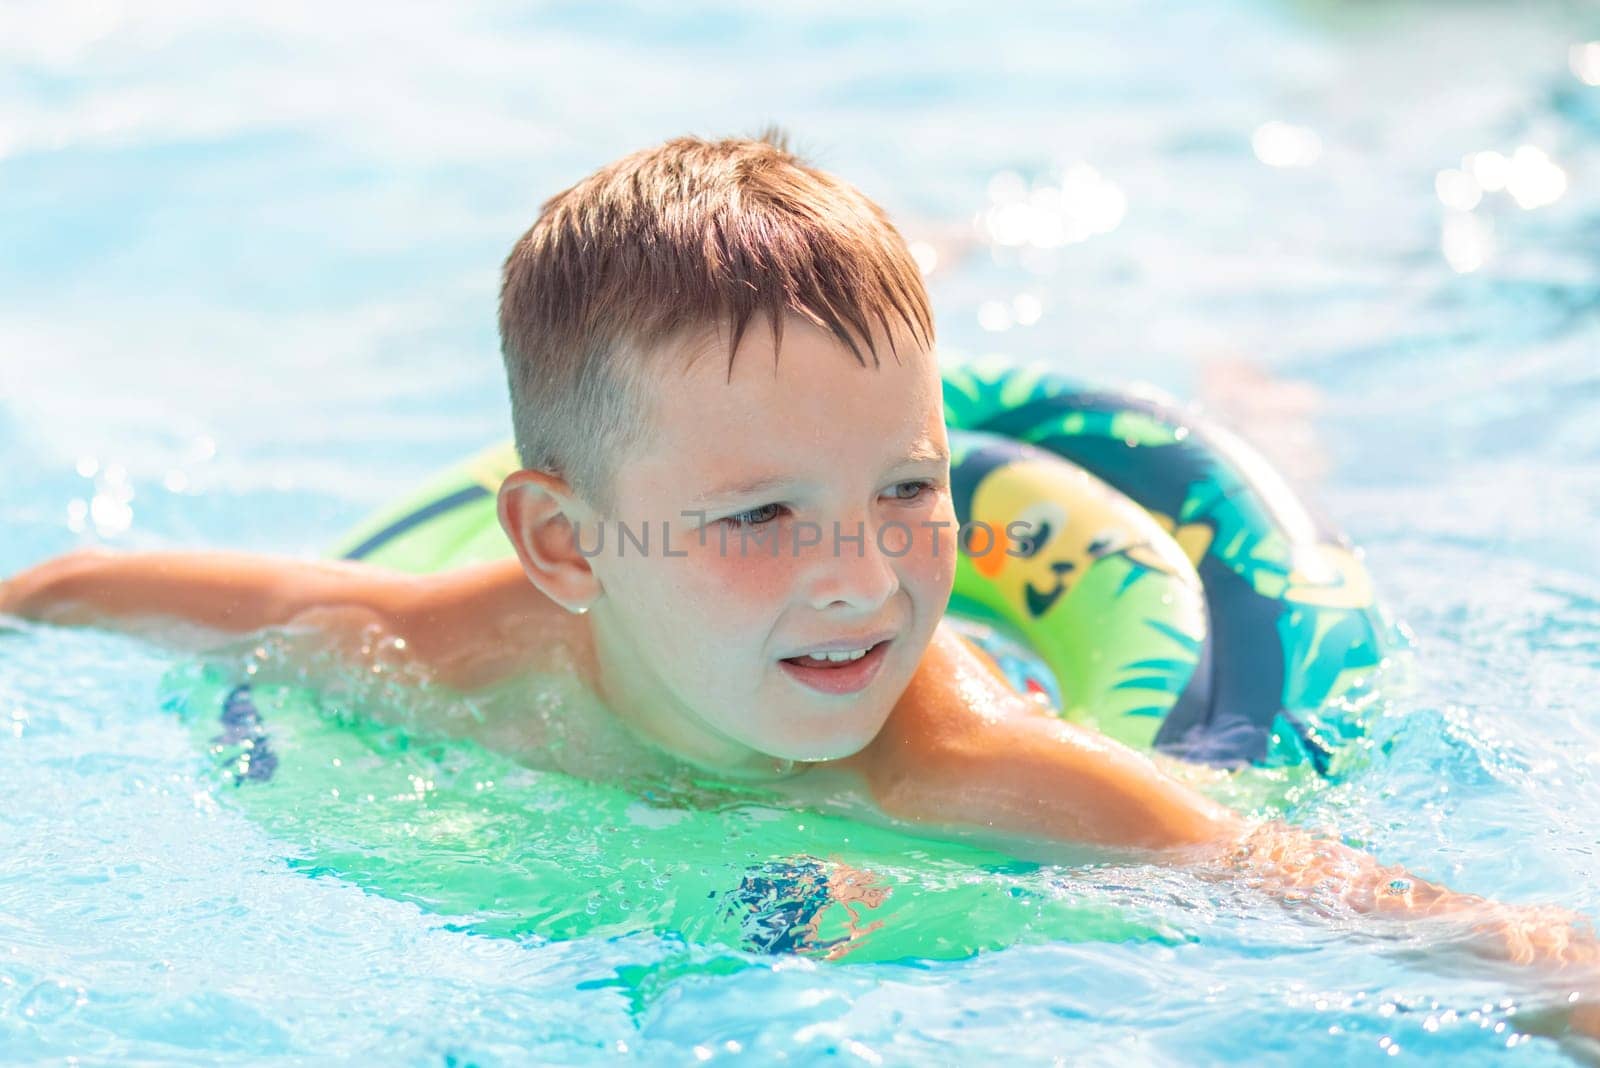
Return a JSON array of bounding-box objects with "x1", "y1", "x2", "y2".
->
[
  {"x1": 280, "y1": 573, "x2": 489, "y2": 686},
  {"x1": 1068, "y1": 734, "x2": 1247, "y2": 853},
  {"x1": 278, "y1": 565, "x2": 426, "y2": 641}
]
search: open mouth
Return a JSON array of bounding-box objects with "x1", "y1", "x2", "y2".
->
[{"x1": 778, "y1": 639, "x2": 892, "y2": 696}]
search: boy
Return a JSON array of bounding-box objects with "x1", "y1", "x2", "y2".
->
[{"x1": 4, "y1": 131, "x2": 1600, "y2": 1041}]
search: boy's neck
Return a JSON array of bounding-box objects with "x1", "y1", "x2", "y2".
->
[{"x1": 576, "y1": 608, "x2": 805, "y2": 784}]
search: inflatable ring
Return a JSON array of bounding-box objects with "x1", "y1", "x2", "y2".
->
[
  {"x1": 941, "y1": 356, "x2": 1400, "y2": 774},
  {"x1": 333, "y1": 355, "x2": 1401, "y2": 775}
]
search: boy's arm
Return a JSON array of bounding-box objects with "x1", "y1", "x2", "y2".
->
[
  {"x1": 2, "y1": 548, "x2": 402, "y2": 638},
  {"x1": 853, "y1": 625, "x2": 1600, "y2": 1034},
  {"x1": 0, "y1": 548, "x2": 550, "y2": 689},
  {"x1": 858, "y1": 625, "x2": 1243, "y2": 852}
]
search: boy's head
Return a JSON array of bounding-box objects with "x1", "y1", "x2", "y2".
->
[
  {"x1": 496, "y1": 131, "x2": 955, "y2": 775},
  {"x1": 497, "y1": 128, "x2": 934, "y2": 511}
]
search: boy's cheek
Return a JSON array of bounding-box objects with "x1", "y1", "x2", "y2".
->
[
  {"x1": 919, "y1": 528, "x2": 960, "y2": 594},
  {"x1": 919, "y1": 510, "x2": 961, "y2": 596},
  {"x1": 648, "y1": 513, "x2": 956, "y2": 608},
  {"x1": 913, "y1": 505, "x2": 960, "y2": 563},
  {"x1": 678, "y1": 533, "x2": 805, "y2": 604}
]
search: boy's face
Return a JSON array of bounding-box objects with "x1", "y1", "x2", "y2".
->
[{"x1": 585, "y1": 316, "x2": 956, "y2": 773}]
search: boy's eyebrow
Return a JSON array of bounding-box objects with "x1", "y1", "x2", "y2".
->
[
  {"x1": 691, "y1": 444, "x2": 950, "y2": 504},
  {"x1": 902, "y1": 441, "x2": 951, "y2": 465},
  {"x1": 691, "y1": 474, "x2": 795, "y2": 505}
]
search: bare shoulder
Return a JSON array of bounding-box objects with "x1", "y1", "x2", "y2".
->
[
  {"x1": 889, "y1": 621, "x2": 1044, "y2": 735},
  {"x1": 839, "y1": 621, "x2": 1041, "y2": 783},
  {"x1": 275, "y1": 557, "x2": 584, "y2": 695},
  {"x1": 375, "y1": 558, "x2": 590, "y2": 691},
  {"x1": 300, "y1": 559, "x2": 628, "y2": 770},
  {"x1": 829, "y1": 621, "x2": 1242, "y2": 852}
]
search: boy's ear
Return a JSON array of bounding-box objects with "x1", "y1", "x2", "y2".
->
[{"x1": 497, "y1": 469, "x2": 602, "y2": 614}]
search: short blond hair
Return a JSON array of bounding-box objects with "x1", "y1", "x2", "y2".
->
[{"x1": 497, "y1": 128, "x2": 936, "y2": 510}]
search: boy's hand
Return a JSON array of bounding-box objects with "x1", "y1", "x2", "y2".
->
[{"x1": 1222, "y1": 820, "x2": 1600, "y2": 1035}]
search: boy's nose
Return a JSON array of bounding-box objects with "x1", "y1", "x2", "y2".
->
[{"x1": 803, "y1": 520, "x2": 901, "y2": 613}]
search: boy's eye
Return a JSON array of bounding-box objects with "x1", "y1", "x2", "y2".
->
[
  {"x1": 885, "y1": 479, "x2": 936, "y2": 502},
  {"x1": 722, "y1": 503, "x2": 785, "y2": 528},
  {"x1": 719, "y1": 481, "x2": 936, "y2": 528}
]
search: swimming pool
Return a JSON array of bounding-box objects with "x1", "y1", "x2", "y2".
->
[{"x1": 2, "y1": 1, "x2": 1598, "y2": 1062}]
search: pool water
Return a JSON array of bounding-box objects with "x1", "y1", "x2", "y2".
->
[{"x1": 3, "y1": 1, "x2": 1599, "y2": 1063}]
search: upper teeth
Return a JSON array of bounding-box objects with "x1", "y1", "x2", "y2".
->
[{"x1": 805, "y1": 647, "x2": 869, "y2": 662}]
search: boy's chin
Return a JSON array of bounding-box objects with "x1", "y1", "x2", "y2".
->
[
  {"x1": 760, "y1": 722, "x2": 883, "y2": 765},
  {"x1": 776, "y1": 741, "x2": 868, "y2": 764}
]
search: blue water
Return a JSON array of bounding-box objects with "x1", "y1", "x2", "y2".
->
[{"x1": 3, "y1": 1, "x2": 1599, "y2": 1063}]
